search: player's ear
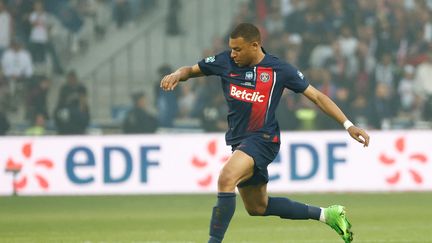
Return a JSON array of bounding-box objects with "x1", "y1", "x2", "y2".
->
[{"x1": 251, "y1": 41, "x2": 259, "y2": 50}]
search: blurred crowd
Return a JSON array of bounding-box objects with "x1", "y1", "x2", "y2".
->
[
  {"x1": 0, "y1": 0, "x2": 156, "y2": 135},
  {"x1": 154, "y1": 0, "x2": 432, "y2": 134},
  {"x1": 1, "y1": 0, "x2": 432, "y2": 136},
  {"x1": 261, "y1": 0, "x2": 432, "y2": 130}
]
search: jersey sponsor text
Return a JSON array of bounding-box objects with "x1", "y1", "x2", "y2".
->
[{"x1": 230, "y1": 84, "x2": 265, "y2": 103}]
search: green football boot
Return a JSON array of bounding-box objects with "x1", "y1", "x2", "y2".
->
[{"x1": 324, "y1": 205, "x2": 353, "y2": 243}]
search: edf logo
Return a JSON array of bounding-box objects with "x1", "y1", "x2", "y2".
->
[
  {"x1": 66, "y1": 145, "x2": 160, "y2": 184},
  {"x1": 270, "y1": 142, "x2": 347, "y2": 181}
]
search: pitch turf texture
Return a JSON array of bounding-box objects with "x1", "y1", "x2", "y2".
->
[{"x1": 1, "y1": 193, "x2": 431, "y2": 243}]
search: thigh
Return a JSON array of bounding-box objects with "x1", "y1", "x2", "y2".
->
[
  {"x1": 235, "y1": 136, "x2": 280, "y2": 188},
  {"x1": 219, "y1": 150, "x2": 255, "y2": 188}
]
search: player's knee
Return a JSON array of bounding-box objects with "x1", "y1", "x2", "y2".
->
[
  {"x1": 245, "y1": 205, "x2": 267, "y2": 216},
  {"x1": 218, "y1": 172, "x2": 237, "y2": 189},
  {"x1": 244, "y1": 200, "x2": 267, "y2": 216}
]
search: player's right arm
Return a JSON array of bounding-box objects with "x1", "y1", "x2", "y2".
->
[{"x1": 160, "y1": 64, "x2": 204, "y2": 91}]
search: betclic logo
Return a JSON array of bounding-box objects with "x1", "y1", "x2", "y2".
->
[{"x1": 229, "y1": 84, "x2": 265, "y2": 103}]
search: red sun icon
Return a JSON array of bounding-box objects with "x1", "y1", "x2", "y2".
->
[
  {"x1": 191, "y1": 139, "x2": 230, "y2": 187},
  {"x1": 379, "y1": 137, "x2": 428, "y2": 185},
  {"x1": 4, "y1": 143, "x2": 54, "y2": 191}
]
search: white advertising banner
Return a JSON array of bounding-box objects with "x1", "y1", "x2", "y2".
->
[{"x1": 0, "y1": 131, "x2": 431, "y2": 195}]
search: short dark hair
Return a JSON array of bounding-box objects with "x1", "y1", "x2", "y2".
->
[{"x1": 230, "y1": 23, "x2": 261, "y2": 43}]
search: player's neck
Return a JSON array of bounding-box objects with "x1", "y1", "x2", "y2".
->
[{"x1": 249, "y1": 50, "x2": 265, "y2": 67}]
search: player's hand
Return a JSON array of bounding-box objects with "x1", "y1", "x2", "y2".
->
[
  {"x1": 347, "y1": 126, "x2": 370, "y2": 147},
  {"x1": 160, "y1": 72, "x2": 181, "y2": 91}
]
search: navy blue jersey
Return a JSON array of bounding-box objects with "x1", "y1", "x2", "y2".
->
[{"x1": 198, "y1": 50, "x2": 309, "y2": 145}]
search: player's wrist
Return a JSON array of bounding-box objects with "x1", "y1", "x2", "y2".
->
[
  {"x1": 172, "y1": 71, "x2": 184, "y2": 82},
  {"x1": 173, "y1": 70, "x2": 182, "y2": 77},
  {"x1": 343, "y1": 120, "x2": 354, "y2": 130}
]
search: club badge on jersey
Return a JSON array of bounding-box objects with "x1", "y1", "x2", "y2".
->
[{"x1": 260, "y1": 72, "x2": 270, "y2": 83}]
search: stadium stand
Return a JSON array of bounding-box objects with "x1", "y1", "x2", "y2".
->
[{"x1": 0, "y1": 0, "x2": 431, "y2": 135}]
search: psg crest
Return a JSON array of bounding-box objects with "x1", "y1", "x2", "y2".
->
[{"x1": 260, "y1": 72, "x2": 270, "y2": 82}]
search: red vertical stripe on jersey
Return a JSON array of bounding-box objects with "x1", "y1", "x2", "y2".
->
[{"x1": 247, "y1": 67, "x2": 274, "y2": 131}]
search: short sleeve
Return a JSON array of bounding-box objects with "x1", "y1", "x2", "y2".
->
[
  {"x1": 197, "y1": 51, "x2": 229, "y2": 76},
  {"x1": 281, "y1": 64, "x2": 310, "y2": 93}
]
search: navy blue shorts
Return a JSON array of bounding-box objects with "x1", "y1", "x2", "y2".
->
[{"x1": 232, "y1": 134, "x2": 280, "y2": 188}]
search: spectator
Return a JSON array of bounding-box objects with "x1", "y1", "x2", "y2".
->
[
  {"x1": 414, "y1": 51, "x2": 432, "y2": 120},
  {"x1": 318, "y1": 84, "x2": 352, "y2": 130},
  {"x1": 334, "y1": 86, "x2": 352, "y2": 116},
  {"x1": 299, "y1": 10, "x2": 328, "y2": 67},
  {"x1": 113, "y1": 0, "x2": 130, "y2": 29},
  {"x1": 58, "y1": 4, "x2": 84, "y2": 54},
  {"x1": 284, "y1": 47, "x2": 300, "y2": 67},
  {"x1": 418, "y1": 7, "x2": 432, "y2": 43},
  {"x1": 326, "y1": 0, "x2": 349, "y2": 33},
  {"x1": 178, "y1": 83, "x2": 196, "y2": 119},
  {"x1": 7, "y1": 0, "x2": 33, "y2": 43},
  {"x1": 190, "y1": 75, "x2": 219, "y2": 118},
  {"x1": 26, "y1": 75, "x2": 49, "y2": 121},
  {"x1": 54, "y1": 70, "x2": 90, "y2": 135},
  {"x1": 371, "y1": 83, "x2": 395, "y2": 129},
  {"x1": 391, "y1": 22, "x2": 409, "y2": 66},
  {"x1": 28, "y1": 1, "x2": 49, "y2": 66},
  {"x1": 28, "y1": 1, "x2": 64, "y2": 74},
  {"x1": 356, "y1": 24, "x2": 377, "y2": 58},
  {"x1": 350, "y1": 93, "x2": 374, "y2": 129},
  {"x1": 324, "y1": 40, "x2": 351, "y2": 87},
  {"x1": 265, "y1": 4, "x2": 285, "y2": 35},
  {"x1": 200, "y1": 93, "x2": 228, "y2": 132},
  {"x1": 374, "y1": 52, "x2": 397, "y2": 91},
  {"x1": 352, "y1": 41, "x2": 376, "y2": 94},
  {"x1": 315, "y1": 68, "x2": 337, "y2": 99},
  {"x1": 1, "y1": 38, "x2": 33, "y2": 106},
  {"x1": 355, "y1": 0, "x2": 376, "y2": 26},
  {"x1": 397, "y1": 65, "x2": 417, "y2": 112},
  {"x1": 406, "y1": 29, "x2": 429, "y2": 66},
  {"x1": 54, "y1": 87, "x2": 90, "y2": 135},
  {"x1": 283, "y1": 0, "x2": 306, "y2": 33},
  {"x1": 1, "y1": 39, "x2": 33, "y2": 80},
  {"x1": 276, "y1": 90, "x2": 299, "y2": 131},
  {"x1": 25, "y1": 113, "x2": 46, "y2": 136},
  {"x1": 122, "y1": 92, "x2": 157, "y2": 134},
  {"x1": 0, "y1": 0, "x2": 12, "y2": 58},
  {"x1": 154, "y1": 65, "x2": 178, "y2": 127},
  {"x1": 295, "y1": 95, "x2": 318, "y2": 130},
  {"x1": 89, "y1": 0, "x2": 111, "y2": 40},
  {"x1": 56, "y1": 70, "x2": 86, "y2": 108},
  {"x1": 338, "y1": 25, "x2": 358, "y2": 58}
]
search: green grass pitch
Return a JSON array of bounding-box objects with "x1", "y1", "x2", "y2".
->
[{"x1": 0, "y1": 193, "x2": 431, "y2": 242}]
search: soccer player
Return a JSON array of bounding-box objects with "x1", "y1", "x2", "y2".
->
[{"x1": 160, "y1": 23, "x2": 369, "y2": 243}]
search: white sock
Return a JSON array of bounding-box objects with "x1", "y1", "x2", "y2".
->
[{"x1": 319, "y1": 207, "x2": 326, "y2": 223}]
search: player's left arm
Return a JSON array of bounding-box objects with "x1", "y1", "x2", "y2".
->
[{"x1": 302, "y1": 85, "x2": 370, "y2": 147}]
